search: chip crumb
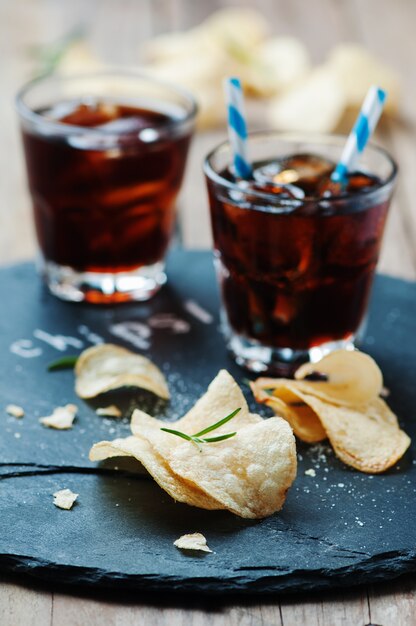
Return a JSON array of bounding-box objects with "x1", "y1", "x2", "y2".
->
[
  {"x1": 304, "y1": 468, "x2": 316, "y2": 477},
  {"x1": 96, "y1": 405, "x2": 122, "y2": 418},
  {"x1": 40, "y1": 404, "x2": 77, "y2": 430},
  {"x1": 53, "y1": 488, "x2": 78, "y2": 510},
  {"x1": 174, "y1": 533, "x2": 212, "y2": 553},
  {"x1": 6, "y1": 404, "x2": 25, "y2": 418}
]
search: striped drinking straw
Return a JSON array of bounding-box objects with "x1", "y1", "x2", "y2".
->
[
  {"x1": 331, "y1": 85, "x2": 387, "y2": 184},
  {"x1": 224, "y1": 77, "x2": 252, "y2": 179}
]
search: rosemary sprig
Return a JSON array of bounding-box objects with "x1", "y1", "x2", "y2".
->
[
  {"x1": 47, "y1": 355, "x2": 79, "y2": 371},
  {"x1": 161, "y1": 408, "x2": 241, "y2": 446}
]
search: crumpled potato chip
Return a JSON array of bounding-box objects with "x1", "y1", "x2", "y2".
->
[
  {"x1": 57, "y1": 41, "x2": 104, "y2": 75},
  {"x1": 292, "y1": 391, "x2": 410, "y2": 473},
  {"x1": 202, "y1": 7, "x2": 269, "y2": 51},
  {"x1": 171, "y1": 369, "x2": 262, "y2": 433},
  {"x1": 135, "y1": 411, "x2": 296, "y2": 519},
  {"x1": 251, "y1": 350, "x2": 410, "y2": 473},
  {"x1": 91, "y1": 370, "x2": 296, "y2": 518},
  {"x1": 141, "y1": 30, "x2": 211, "y2": 64},
  {"x1": 244, "y1": 37, "x2": 310, "y2": 97},
  {"x1": 328, "y1": 43, "x2": 400, "y2": 115},
  {"x1": 268, "y1": 66, "x2": 346, "y2": 133},
  {"x1": 174, "y1": 533, "x2": 212, "y2": 553},
  {"x1": 142, "y1": 8, "x2": 268, "y2": 65},
  {"x1": 250, "y1": 380, "x2": 326, "y2": 443},
  {"x1": 90, "y1": 435, "x2": 222, "y2": 510},
  {"x1": 294, "y1": 350, "x2": 383, "y2": 406},
  {"x1": 150, "y1": 48, "x2": 229, "y2": 88},
  {"x1": 75, "y1": 344, "x2": 169, "y2": 400}
]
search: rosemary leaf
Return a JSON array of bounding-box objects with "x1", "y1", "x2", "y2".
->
[
  {"x1": 47, "y1": 355, "x2": 79, "y2": 371},
  {"x1": 193, "y1": 407, "x2": 241, "y2": 437},
  {"x1": 201, "y1": 432, "x2": 237, "y2": 443},
  {"x1": 160, "y1": 428, "x2": 193, "y2": 442}
]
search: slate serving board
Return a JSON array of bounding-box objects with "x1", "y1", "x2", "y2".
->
[{"x1": 0, "y1": 250, "x2": 415, "y2": 595}]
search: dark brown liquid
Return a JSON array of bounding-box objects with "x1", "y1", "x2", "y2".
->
[
  {"x1": 207, "y1": 154, "x2": 390, "y2": 351},
  {"x1": 21, "y1": 101, "x2": 191, "y2": 276}
]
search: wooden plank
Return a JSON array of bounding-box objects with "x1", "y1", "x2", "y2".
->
[
  {"x1": 51, "y1": 595, "x2": 283, "y2": 626},
  {"x1": 350, "y1": 0, "x2": 416, "y2": 621},
  {"x1": 386, "y1": 119, "x2": 416, "y2": 274},
  {"x1": 0, "y1": 0, "x2": 44, "y2": 265},
  {"x1": 0, "y1": 580, "x2": 52, "y2": 626},
  {"x1": 178, "y1": 130, "x2": 224, "y2": 249},
  {"x1": 280, "y1": 590, "x2": 370, "y2": 626},
  {"x1": 369, "y1": 574, "x2": 416, "y2": 625},
  {"x1": 350, "y1": 0, "x2": 416, "y2": 281}
]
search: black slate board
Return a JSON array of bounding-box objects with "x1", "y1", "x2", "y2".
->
[{"x1": 0, "y1": 251, "x2": 416, "y2": 595}]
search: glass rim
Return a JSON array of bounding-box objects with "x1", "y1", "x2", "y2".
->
[
  {"x1": 203, "y1": 130, "x2": 398, "y2": 205},
  {"x1": 16, "y1": 68, "x2": 198, "y2": 136}
]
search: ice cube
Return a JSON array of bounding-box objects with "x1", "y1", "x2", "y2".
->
[
  {"x1": 253, "y1": 153, "x2": 334, "y2": 197},
  {"x1": 252, "y1": 160, "x2": 307, "y2": 199},
  {"x1": 277, "y1": 154, "x2": 334, "y2": 182},
  {"x1": 59, "y1": 101, "x2": 120, "y2": 127},
  {"x1": 99, "y1": 117, "x2": 152, "y2": 135}
]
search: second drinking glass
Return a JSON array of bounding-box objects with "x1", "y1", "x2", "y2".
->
[{"x1": 204, "y1": 131, "x2": 397, "y2": 374}]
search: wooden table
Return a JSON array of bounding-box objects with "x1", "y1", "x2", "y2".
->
[{"x1": 1, "y1": 1, "x2": 415, "y2": 624}]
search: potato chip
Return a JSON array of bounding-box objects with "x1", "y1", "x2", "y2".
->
[
  {"x1": 244, "y1": 37, "x2": 310, "y2": 97},
  {"x1": 90, "y1": 436, "x2": 223, "y2": 511},
  {"x1": 149, "y1": 55, "x2": 228, "y2": 130},
  {"x1": 328, "y1": 43, "x2": 400, "y2": 115},
  {"x1": 91, "y1": 370, "x2": 296, "y2": 518},
  {"x1": 294, "y1": 350, "x2": 383, "y2": 406},
  {"x1": 150, "y1": 48, "x2": 228, "y2": 89},
  {"x1": 141, "y1": 30, "x2": 212, "y2": 64},
  {"x1": 173, "y1": 369, "x2": 261, "y2": 433},
  {"x1": 75, "y1": 344, "x2": 169, "y2": 400},
  {"x1": 268, "y1": 66, "x2": 346, "y2": 133},
  {"x1": 57, "y1": 41, "x2": 104, "y2": 75},
  {"x1": 294, "y1": 391, "x2": 410, "y2": 473},
  {"x1": 133, "y1": 409, "x2": 296, "y2": 519},
  {"x1": 250, "y1": 379, "x2": 326, "y2": 443},
  {"x1": 53, "y1": 488, "x2": 78, "y2": 510},
  {"x1": 202, "y1": 7, "x2": 269, "y2": 51},
  {"x1": 40, "y1": 404, "x2": 77, "y2": 429},
  {"x1": 174, "y1": 533, "x2": 212, "y2": 553}
]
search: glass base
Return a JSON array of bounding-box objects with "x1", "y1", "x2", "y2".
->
[
  {"x1": 40, "y1": 259, "x2": 167, "y2": 304},
  {"x1": 227, "y1": 332, "x2": 357, "y2": 377}
]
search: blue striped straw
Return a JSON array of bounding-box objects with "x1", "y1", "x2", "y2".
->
[
  {"x1": 331, "y1": 85, "x2": 387, "y2": 184},
  {"x1": 224, "y1": 77, "x2": 252, "y2": 179}
]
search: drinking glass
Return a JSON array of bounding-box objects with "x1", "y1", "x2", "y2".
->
[
  {"x1": 17, "y1": 71, "x2": 197, "y2": 303},
  {"x1": 204, "y1": 131, "x2": 397, "y2": 374}
]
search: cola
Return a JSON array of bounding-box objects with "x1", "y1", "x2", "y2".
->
[
  {"x1": 207, "y1": 153, "x2": 390, "y2": 353},
  {"x1": 21, "y1": 100, "x2": 192, "y2": 274}
]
